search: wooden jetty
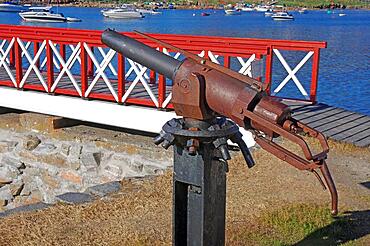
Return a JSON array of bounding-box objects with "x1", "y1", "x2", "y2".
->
[{"x1": 285, "y1": 101, "x2": 370, "y2": 147}]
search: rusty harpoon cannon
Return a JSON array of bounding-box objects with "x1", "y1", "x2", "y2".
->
[{"x1": 102, "y1": 29, "x2": 338, "y2": 245}]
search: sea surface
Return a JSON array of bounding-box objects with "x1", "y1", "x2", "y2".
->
[{"x1": 0, "y1": 8, "x2": 369, "y2": 115}]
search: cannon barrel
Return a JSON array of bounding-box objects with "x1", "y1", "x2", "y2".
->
[{"x1": 101, "y1": 29, "x2": 182, "y2": 80}]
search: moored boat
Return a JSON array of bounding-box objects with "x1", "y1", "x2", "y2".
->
[
  {"x1": 225, "y1": 9, "x2": 241, "y2": 15},
  {"x1": 298, "y1": 8, "x2": 308, "y2": 14},
  {"x1": 271, "y1": 11, "x2": 294, "y2": 21},
  {"x1": 201, "y1": 12, "x2": 210, "y2": 16},
  {"x1": 241, "y1": 7, "x2": 254, "y2": 12},
  {"x1": 265, "y1": 12, "x2": 273, "y2": 17},
  {"x1": 0, "y1": 1, "x2": 28, "y2": 12},
  {"x1": 102, "y1": 5, "x2": 144, "y2": 19},
  {"x1": 19, "y1": 6, "x2": 65, "y2": 22},
  {"x1": 136, "y1": 8, "x2": 161, "y2": 15},
  {"x1": 19, "y1": 6, "x2": 81, "y2": 23},
  {"x1": 255, "y1": 5, "x2": 271, "y2": 12}
]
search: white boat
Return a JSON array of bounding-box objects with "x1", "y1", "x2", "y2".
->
[
  {"x1": 66, "y1": 16, "x2": 81, "y2": 22},
  {"x1": 241, "y1": 7, "x2": 254, "y2": 12},
  {"x1": 255, "y1": 5, "x2": 271, "y2": 12},
  {"x1": 136, "y1": 8, "x2": 161, "y2": 15},
  {"x1": 265, "y1": 12, "x2": 273, "y2": 17},
  {"x1": 102, "y1": 6, "x2": 144, "y2": 19},
  {"x1": 224, "y1": 9, "x2": 241, "y2": 15},
  {"x1": 0, "y1": 1, "x2": 27, "y2": 12},
  {"x1": 19, "y1": 6, "x2": 81, "y2": 23},
  {"x1": 339, "y1": 13, "x2": 346, "y2": 17},
  {"x1": 271, "y1": 11, "x2": 294, "y2": 21},
  {"x1": 298, "y1": 8, "x2": 308, "y2": 14}
]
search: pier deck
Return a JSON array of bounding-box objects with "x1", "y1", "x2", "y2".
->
[{"x1": 285, "y1": 101, "x2": 370, "y2": 147}]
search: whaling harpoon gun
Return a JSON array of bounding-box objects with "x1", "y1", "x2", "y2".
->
[{"x1": 101, "y1": 29, "x2": 338, "y2": 216}]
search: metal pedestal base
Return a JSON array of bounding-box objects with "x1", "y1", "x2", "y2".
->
[
  {"x1": 154, "y1": 118, "x2": 255, "y2": 246},
  {"x1": 173, "y1": 142, "x2": 227, "y2": 246}
]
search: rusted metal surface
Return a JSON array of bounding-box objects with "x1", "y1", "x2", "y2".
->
[{"x1": 101, "y1": 30, "x2": 338, "y2": 216}]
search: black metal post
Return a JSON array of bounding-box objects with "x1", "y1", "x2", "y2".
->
[
  {"x1": 173, "y1": 140, "x2": 227, "y2": 245},
  {"x1": 154, "y1": 118, "x2": 254, "y2": 246}
]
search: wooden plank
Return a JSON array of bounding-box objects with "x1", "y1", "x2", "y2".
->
[
  {"x1": 293, "y1": 106, "x2": 341, "y2": 121},
  {"x1": 342, "y1": 128, "x2": 370, "y2": 143},
  {"x1": 331, "y1": 125, "x2": 370, "y2": 140},
  {"x1": 307, "y1": 112, "x2": 365, "y2": 129},
  {"x1": 353, "y1": 136, "x2": 370, "y2": 147},
  {"x1": 317, "y1": 116, "x2": 370, "y2": 134},
  {"x1": 291, "y1": 103, "x2": 331, "y2": 116},
  {"x1": 301, "y1": 108, "x2": 348, "y2": 124},
  {"x1": 325, "y1": 120, "x2": 370, "y2": 139}
]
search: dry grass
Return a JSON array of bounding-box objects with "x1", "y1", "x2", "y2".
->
[{"x1": 0, "y1": 140, "x2": 369, "y2": 245}]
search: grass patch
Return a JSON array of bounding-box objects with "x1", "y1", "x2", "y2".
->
[{"x1": 228, "y1": 204, "x2": 369, "y2": 245}]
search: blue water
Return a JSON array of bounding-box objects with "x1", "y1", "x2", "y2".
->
[{"x1": 0, "y1": 8, "x2": 369, "y2": 115}]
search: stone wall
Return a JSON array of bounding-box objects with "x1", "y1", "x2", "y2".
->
[{"x1": 0, "y1": 112, "x2": 172, "y2": 211}]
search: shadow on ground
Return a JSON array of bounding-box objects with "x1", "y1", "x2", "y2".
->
[{"x1": 297, "y1": 210, "x2": 370, "y2": 245}]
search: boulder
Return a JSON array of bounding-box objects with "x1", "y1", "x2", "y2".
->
[
  {"x1": 0, "y1": 186, "x2": 13, "y2": 201},
  {"x1": 56, "y1": 192, "x2": 93, "y2": 204},
  {"x1": 84, "y1": 181, "x2": 122, "y2": 197},
  {"x1": 80, "y1": 151, "x2": 101, "y2": 172},
  {"x1": 9, "y1": 179, "x2": 24, "y2": 196},
  {"x1": 33, "y1": 143, "x2": 57, "y2": 154},
  {"x1": 0, "y1": 140, "x2": 18, "y2": 152},
  {"x1": 0, "y1": 165, "x2": 20, "y2": 184},
  {"x1": 24, "y1": 135, "x2": 41, "y2": 151},
  {"x1": 1, "y1": 154, "x2": 25, "y2": 170}
]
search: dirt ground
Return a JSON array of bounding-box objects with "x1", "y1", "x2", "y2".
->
[{"x1": 0, "y1": 120, "x2": 369, "y2": 245}]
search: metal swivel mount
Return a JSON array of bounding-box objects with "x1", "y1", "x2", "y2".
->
[{"x1": 154, "y1": 117, "x2": 255, "y2": 246}]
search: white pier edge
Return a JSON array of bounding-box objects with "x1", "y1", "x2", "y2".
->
[{"x1": 0, "y1": 87, "x2": 255, "y2": 147}]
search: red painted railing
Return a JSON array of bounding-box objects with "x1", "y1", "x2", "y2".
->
[{"x1": 0, "y1": 24, "x2": 326, "y2": 109}]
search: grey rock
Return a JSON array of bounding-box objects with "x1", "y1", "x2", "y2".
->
[
  {"x1": 34, "y1": 176, "x2": 56, "y2": 204},
  {"x1": 0, "y1": 165, "x2": 20, "y2": 184},
  {"x1": 24, "y1": 135, "x2": 41, "y2": 151},
  {"x1": 0, "y1": 202, "x2": 51, "y2": 218},
  {"x1": 142, "y1": 164, "x2": 165, "y2": 175},
  {"x1": 69, "y1": 144, "x2": 82, "y2": 158},
  {"x1": 80, "y1": 151, "x2": 101, "y2": 171},
  {"x1": 84, "y1": 181, "x2": 121, "y2": 197},
  {"x1": 56, "y1": 192, "x2": 93, "y2": 204},
  {"x1": 20, "y1": 182, "x2": 34, "y2": 196},
  {"x1": 129, "y1": 160, "x2": 144, "y2": 173},
  {"x1": 9, "y1": 179, "x2": 24, "y2": 196},
  {"x1": 0, "y1": 140, "x2": 18, "y2": 152},
  {"x1": 0, "y1": 186, "x2": 13, "y2": 201},
  {"x1": 61, "y1": 143, "x2": 71, "y2": 157},
  {"x1": 103, "y1": 165, "x2": 122, "y2": 179},
  {"x1": 33, "y1": 143, "x2": 57, "y2": 154},
  {"x1": 1, "y1": 154, "x2": 25, "y2": 170}
]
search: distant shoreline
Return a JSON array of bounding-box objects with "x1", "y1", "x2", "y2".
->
[{"x1": 58, "y1": 2, "x2": 370, "y2": 10}]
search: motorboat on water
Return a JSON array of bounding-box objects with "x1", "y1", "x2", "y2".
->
[
  {"x1": 271, "y1": 11, "x2": 294, "y2": 20},
  {"x1": 237, "y1": 3, "x2": 253, "y2": 12},
  {"x1": 241, "y1": 7, "x2": 254, "y2": 12},
  {"x1": 0, "y1": 1, "x2": 28, "y2": 12},
  {"x1": 298, "y1": 8, "x2": 308, "y2": 14},
  {"x1": 265, "y1": 11, "x2": 273, "y2": 17},
  {"x1": 19, "y1": 6, "x2": 81, "y2": 23},
  {"x1": 255, "y1": 5, "x2": 271, "y2": 12},
  {"x1": 102, "y1": 5, "x2": 144, "y2": 19},
  {"x1": 136, "y1": 8, "x2": 161, "y2": 15},
  {"x1": 201, "y1": 12, "x2": 210, "y2": 16},
  {"x1": 224, "y1": 9, "x2": 241, "y2": 15}
]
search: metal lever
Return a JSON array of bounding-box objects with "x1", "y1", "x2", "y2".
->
[{"x1": 231, "y1": 132, "x2": 255, "y2": 168}]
